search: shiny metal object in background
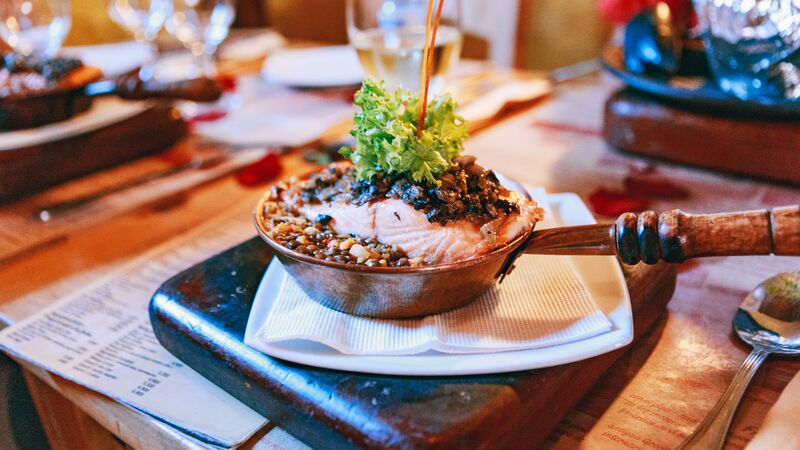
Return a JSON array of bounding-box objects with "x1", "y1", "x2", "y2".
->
[
  {"x1": 693, "y1": 0, "x2": 800, "y2": 100},
  {"x1": 678, "y1": 272, "x2": 800, "y2": 450},
  {"x1": 624, "y1": 2, "x2": 682, "y2": 76}
]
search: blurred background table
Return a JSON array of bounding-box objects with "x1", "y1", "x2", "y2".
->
[{"x1": 64, "y1": 0, "x2": 611, "y2": 72}]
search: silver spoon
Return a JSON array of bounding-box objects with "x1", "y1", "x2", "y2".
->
[{"x1": 679, "y1": 272, "x2": 800, "y2": 450}]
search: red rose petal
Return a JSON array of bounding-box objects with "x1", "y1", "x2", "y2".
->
[
  {"x1": 237, "y1": 152, "x2": 283, "y2": 186},
  {"x1": 664, "y1": 0, "x2": 693, "y2": 22},
  {"x1": 597, "y1": 0, "x2": 693, "y2": 23},
  {"x1": 598, "y1": 0, "x2": 652, "y2": 23},
  {"x1": 624, "y1": 174, "x2": 690, "y2": 199},
  {"x1": 588, "y1": 188, "x2": 650, "y2": 217},
  {"x1": 216, "y1": 74, "x2": 238, "y2": 92},
  {"x1": 311, "y1": 86, "x2": 359, "y2": 103},
  {"x1": 185, "y1": 110, "x2": 228, "y2": 126}
]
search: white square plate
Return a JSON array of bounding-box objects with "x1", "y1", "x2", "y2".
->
[{"x1": 244, "y1": 192, "x2": 632, "y2": 376}]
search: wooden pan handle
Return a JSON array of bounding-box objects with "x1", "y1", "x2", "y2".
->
[
  {"x1": 616, "y1": 206, "x2": 800, "y2": 264},
  {"x1": 526, "y1": 206, "x2": 800, "y2": 264},
  {"x1": 115, "y1": 73, "x2": 224, "y2": 102}
]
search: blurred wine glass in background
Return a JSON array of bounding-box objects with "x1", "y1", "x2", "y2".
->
[
  {"x1": 163, "y1": 0, "x2": 237, "y2": 120},
  {"x1": 107, "y1": 0, "x2": 172, "y2": 79},
  {"x1": 0, "y1": 0, "x2": 71, "y2": 57},
  {"x1": 347, "y1": 0, "x2": 462, "y2": 93},
  {"x1": 107, "y1": 0, "x2": 172, "y2": 43},
  {"x1": 165, "y1": 0, "x2": 236, "y2": 78}
]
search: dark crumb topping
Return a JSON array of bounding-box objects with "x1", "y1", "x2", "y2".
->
[
  {"x1": 2, "y1": 53, "x2": 83, "y2": 83},
  {"x1": 297, "y1": 156, "x2": 519, "y2": 225}
]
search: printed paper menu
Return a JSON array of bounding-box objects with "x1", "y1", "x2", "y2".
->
[{"x1": 0, "y1": 214, "x2": 267, "y2": 448}]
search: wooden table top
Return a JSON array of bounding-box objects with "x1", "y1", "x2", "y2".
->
[{"x1": 2, "y1": 67, "x2": 800, "y2": 450}]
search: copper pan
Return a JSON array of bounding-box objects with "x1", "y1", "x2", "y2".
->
[{"x1": 254, "y1": 175, "x2": 800, "y2": 319}]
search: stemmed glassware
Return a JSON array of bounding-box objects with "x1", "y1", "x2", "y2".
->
[
  {"x1": 107, "y1": 0, "x2": 172, "y2": 79},
  {"x1": 164, "y1": 0, "x2": 236, "y2": 78},
  {"x1": 157, "y1": 0, "x2": 237, "y2": 118},
  {"x1": 108, "y1": 0, "x2": 172, "y2": 43},
  {"x1": 346, "y1": 0, "x2": 462, "y2": 93},
  {"x1": 0, "y1": 0, "x2": 71, "y2": 58}
]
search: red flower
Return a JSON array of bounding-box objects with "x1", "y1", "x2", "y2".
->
[
  {"x1": 588, "y1": 167, "x2": 690, "y2": 217},
  {"x1": 237, "y1": 152, "x2": 283, "y2": 186},
  {"x1": 623, "y1": 172, "x2": 690, "y2": 199},
  {"x1": 588, "y1": 188, "x2": 650, "y2": 217},
  {"x1": 215, "y1": 74, "x2": 238, "y2": 92},
  {"x1": 598, "y1": 0, "x2": 692, "y2": 23}
]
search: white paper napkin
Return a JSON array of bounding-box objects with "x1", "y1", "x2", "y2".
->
[
  {"x1": 191, "y1": 76, "x2": 354, "y2": 147},
  {"x1": 221, "y1": 30, "x2": 286, "y2": 61},
  {"x1": 62, "y1": 41, "x2": 153, "y2": 77},
  {"x1": 261, "y1": 45, "x2": 364, "y2": 88},
  {"x1": 457, "y1": 77, "x2": 552, "y2": 123},
  {"x1": 247, "y1": 191, "x2": 613, "y2": 356}
]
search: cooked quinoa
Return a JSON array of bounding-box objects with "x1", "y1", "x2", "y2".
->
[{"x1": 261, "y1": 187, "x2": 423, "y2": 267}]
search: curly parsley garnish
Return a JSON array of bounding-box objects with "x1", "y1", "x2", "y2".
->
[{"x1": 340, "y1": 78, "x2": 468, "y2": 185}]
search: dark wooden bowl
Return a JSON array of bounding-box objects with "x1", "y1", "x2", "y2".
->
[
  {"x1": 253, "y1": 177, "x2": 534, "y2": 319},
  {"x1": 0, "y1": 72, "x2": 223, "y2": 130},
  {"x1": 0, "y1": 85, "x2": 94, "y2": 130}
]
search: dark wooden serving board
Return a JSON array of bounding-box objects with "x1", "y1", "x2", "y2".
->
[
  {"x1": 0, "y1": 104, "x2": 185, "y2": 202},
  {"x1": 149, "y1": 237, "x2": 677, "y2": 450},
  {"x1": 603, "y1": 89, "x2": 800, "y2": 186}
]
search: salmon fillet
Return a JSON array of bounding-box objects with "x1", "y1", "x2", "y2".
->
[{"x1": 297, "y1": 194, "x2": 542, "y2": 265}]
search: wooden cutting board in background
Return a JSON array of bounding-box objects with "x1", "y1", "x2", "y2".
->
[
  {"x1": 0, "y1": 105, "x2": 185, "y2": 202},
  {"x1": 604, "y1": 89, "x2": 800, "y2": 186},
  {"x1": 150, "y1": 237, "x2": 677, "y2": 450}
]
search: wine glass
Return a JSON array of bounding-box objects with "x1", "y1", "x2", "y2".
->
[
  {"x1": 0, "y1": 0, "x2": 71, "y2": 57},
  {"x1": 107, "y1": 0, "x2": 172, "y2": 43},
  {"x1": 164, "y1": 0, "x2": 236, "y2": 78},
  {"x1": 346, "y1": 0, "x2": 462, "y2": 93},
  {"x1": 108, "y1": 0, "x2": 172, "y2": 79}
]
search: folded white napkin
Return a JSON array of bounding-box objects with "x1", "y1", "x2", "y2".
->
[
  {"x1": 191, "y1": 76, "x2": 354, "y2": 147},
  {"x1": 247, "y1": 192, "x2": 612, "y2": 356},
  {"x1": 262, "y1": 46, "x2": 364, "y2": 88},
  {"x1": 62, "y1": 41, "x2": 153, "y2": 77},
  {"x1": 457, "y1": 77, "x2": 552, "y2": 123},
  {"x1": 220, "y1": 30, "x2": 286, "y2": 61}
]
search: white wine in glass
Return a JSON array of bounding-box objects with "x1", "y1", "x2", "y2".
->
[
  {"x1": 347, "y1": 0, "x2": 462, "y2": 92},
  {"x1": 0, "y1": 0, "x2": 71, "y2": 57}
]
